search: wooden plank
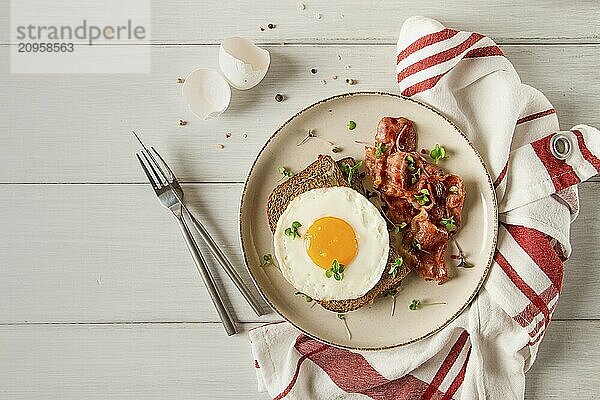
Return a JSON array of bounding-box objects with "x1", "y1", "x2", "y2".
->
[
  {"x1": 0, "y1": 183, "x2": 279, "y2": 324},
  {"x1": 526, "y1": 321, "x2": 600, "y2": 399},
  {"x1": 1, "y1": 182, "x2": 598, "y2": 323},
  {"x1": 558, "y1": 182, "x2": 600, "y2": 319},
  {"x1": 0, "y1": 44, "x2": 599, "y2": 183},
  {"x1": 0, "y1": 321, "x2": 597, "y2": 399},
  {"x1": 0, "y1": 323, "x2": 267, "y2": 400},
  {"x1": 2, "y1": 1, "x2": 599, "y2": 44}
]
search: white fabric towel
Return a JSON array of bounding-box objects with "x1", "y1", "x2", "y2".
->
[{"x1": 249, "y1": 17, "x2": 600, "y2": 400}]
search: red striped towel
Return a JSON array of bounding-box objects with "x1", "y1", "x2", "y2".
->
[{"x1": 249, "y1": 17, "x2": 600, "y2": 399}]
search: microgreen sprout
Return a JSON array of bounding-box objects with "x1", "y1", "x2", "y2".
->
[
  {"x1": 285, "y1": 221, "x2": 302, "y2": 239},
  {"x1": 453, "y1": 240, "x2": 475, "y2": 269},
  {"x1": 391, "y1": 222, "x2": 407, "y2": 234},
  {"x1": 389, "y1": 257, "x2": 404, "y2": 279},
  {"x1": 411, "y1": 167, "x2": 421, "y2": 184},
  {"x1": 406, "y1": 155, "x2": 421, "y2": 184},
  {"x1": 325, "y1": 259, "x2": 345, "y2": 281},
  {"x1": 385, "y1": 289, "x2": 398, "y2": 316},
  {"x1": 295, "y1": 291, "x2": 313, "y2": 302},
  {"x1": 261, "y1": 254, "x2": 272, "y2": 267},
  {"x1": 297, "y1": 128, "x2": 334, "y2": 147},
  {"x1": 341, "y1": 160, "x2": 363, "y2": 183},
  {"x1": 441, "y1": 216, "x2": 457, "y2": 232},
  {"x1": 414, "y1": 188, "x2": 431, "y2": 205},
  {"x1": 409, "y1": 299, "x2": 447, "y2": 310},
  {"x1": 411, "y1": 239, "x2": 432, "y2": 255},
  {"x1": 278, "y1": 166, "x2": 294, "y2": 178},
  {"x1": 337, "y1": 313, "x2": 351, "y2": 339},
  {"x1": 429, "y1": 144, "x2": 446, "y2": 164},
  {"x1": 297, "y1": 129, "x2": 316, "y2": 146},
  {"x1": 411, "y1": 240, "x2": 422, "y2": 252},
  {"x1": 375, "y1": 142, "x2": 388, "y2": 159}
]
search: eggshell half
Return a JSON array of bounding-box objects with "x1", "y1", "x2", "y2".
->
[
  {"x1": 182, "y1": 68, "x2": 231, "y2": 120},
  {"x1": 219, "y1": 37, "x2": 270, "y2": 90}
]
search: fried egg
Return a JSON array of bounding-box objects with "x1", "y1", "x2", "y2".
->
[{"x1": 273, "y1": 186, "x2": 389, "y2": 301}]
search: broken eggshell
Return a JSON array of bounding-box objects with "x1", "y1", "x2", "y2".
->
[
  {"x1": 219, "y1": 37, "x2": 270, "y2": 90},
  {"x1": 182, "y1": 68, "x2": 231, "y2": 120}
]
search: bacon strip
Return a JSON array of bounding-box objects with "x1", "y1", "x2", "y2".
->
[{"x1": 365, "y1": 117, "x2": 466, "y2": 284}]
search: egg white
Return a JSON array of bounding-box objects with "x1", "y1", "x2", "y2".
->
[{"x1": 273, "y1": 186, "x2": 389, "y2": 301}]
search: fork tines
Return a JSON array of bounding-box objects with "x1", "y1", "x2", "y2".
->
[{"x1": 135, "y1": 141, "x2": 174, "y2": 192}]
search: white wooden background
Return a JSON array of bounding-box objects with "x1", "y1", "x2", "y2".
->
[{"x1": 1, "y1": 1, "x2": 599, "y2": 399}]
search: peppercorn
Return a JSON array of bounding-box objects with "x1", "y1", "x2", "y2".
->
[{"x1": 274, "y1": 93, "x2": 285, "y2": 102}]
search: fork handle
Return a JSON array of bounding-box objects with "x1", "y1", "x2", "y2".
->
[
  {"x1": 176, "y1": 216, "x2": 237, "y2": 336},
  {"x1": 187, "y1": 212, "x2": 266, "y2": 317}
]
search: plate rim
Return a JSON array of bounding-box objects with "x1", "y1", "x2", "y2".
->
[{"x1": 238, "y1": 91, "x2": 498, "y2": 351}]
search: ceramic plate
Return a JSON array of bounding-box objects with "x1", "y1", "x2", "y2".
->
[{"x1": 239, "y1": 92, "x2": 497, "y2": 350}]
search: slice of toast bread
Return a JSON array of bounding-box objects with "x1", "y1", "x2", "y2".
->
[
  {"x1": 266, "y1": 154, "x2": 410, "y2": 313},
  {"x1": 266, "y1": 155, "x2": 363, "y2": 233}
]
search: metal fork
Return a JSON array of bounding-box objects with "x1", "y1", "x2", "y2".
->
[
  {"x1": 132, "y1": 131, "x2": 265, "y2": 317},
  {"x1": 135, "y1": 147, "x2": 237, "y2": 336},
  {"x1": 132, "y1": 133, "x2": 265, "y2": 317}
]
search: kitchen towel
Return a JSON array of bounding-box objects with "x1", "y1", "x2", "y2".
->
[{"x1": 249, "y1": 16, "x2": 600, "y2": 399}]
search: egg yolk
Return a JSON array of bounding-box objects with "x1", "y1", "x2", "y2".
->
[{"x1": 304, "y1": 217, "x2": 358, "y2": 269}]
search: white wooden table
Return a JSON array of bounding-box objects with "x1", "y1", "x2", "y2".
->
[{"x1": 1, "y1": 1, "x2": 599, "y2": 398}]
